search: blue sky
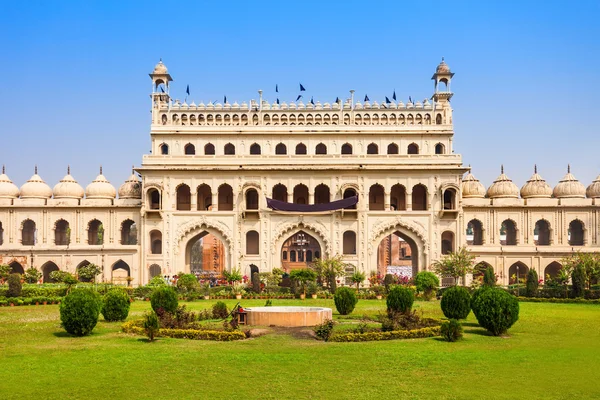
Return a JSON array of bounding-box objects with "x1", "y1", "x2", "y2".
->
[{"x1": 2, "y1": 0, "x2": 599, "y2": 191}]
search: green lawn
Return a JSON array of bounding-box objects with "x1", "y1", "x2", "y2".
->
[{"x1": 1, "y1": 299, "x2": 599, "y2": 400}]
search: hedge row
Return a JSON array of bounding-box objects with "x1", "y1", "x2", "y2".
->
[
  {"x1": 121, "y1": 320, "x2": 246, "y2": 341},
  {"x1": 516, "y1": 297, "x2": 600, "y2": 304},
  {"x1": 0, "y1": 297, "x2": 62, "y2": 306},
  {"x1": 0, "y1": 284, "x2": 135, "y2": 298},
  {"x1": 329, "y1": 326, "x2": 441, "y2": 342}
]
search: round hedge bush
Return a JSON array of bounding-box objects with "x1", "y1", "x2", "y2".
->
[
  {"x1": 471, "y1": 288, "x2": 519, "y2": 336},
  {"x1": 102, "y1": 288, "x2": 131, "y2": 322},
  {"x1": 440, "y1": 319, "x2": 463, "y2": 342},
  {"x1": 333, "y1": 287, "x2": 358, "y2": 315},
  {"x1": 386, "y1": 286, "x2": 414, "y2": 314},
  {"x1": 441, "y1": 286, "x2": 471, "y2": 320},
  {"x1": 150, "y1": 286, "x2": 178, "y2": 314},
  {"x1": 7, "y1": 273, "x2": 22, "y2": 298},
  {"x1": 60, "y1": 288, "x2": 101, "y2": 336},
  {"x1": 414, "y1": 271, "x2": 439, "y2": 300}
]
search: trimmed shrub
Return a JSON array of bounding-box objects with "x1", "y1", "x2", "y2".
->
[
  {"x1": 102, "y1": 288, "x2": 131, "y2": 322},
  {"x1": 572, "y1": 265, "x2": 586, "y2": 298},
  {"x1": 176, "y1": 274, "x2": 198, "y2": 294},
  {"x1": 483, "y1": 267, "x2": 497, "y2": 287},
  {"x1": 60, "y1": 289, "x2": 101, "y2": 336},
  {"x1": 314, "y1": 319, "x2": 335, "y2": 342},
  {"x1": 414, "y1": 271, "x2": 439, "y2": 300},
  {"x1": 471, "y1": 288, "x2": 519, "y2": 336},
  {"x1": 150, "y1": 287, "x2": 178, "y2": 314},
  {"x1": 330, "y1": 326, "x2": 440, "y2": 342},
  {"x1": 525, "y1": 269, "x2": 539, "y2": 297},
  {"x1": 251, "y1": 272, "x2": 261, "y2": 293},
  {"x1": 441, "y1": 286, "x2": 471, "y2": 320},
  {"x1": 212, "y1": 301, "x2": 229, "y2": 319},
  {"x1": 143, "y1": 311, "x2": 160, "y2": 342},
  {"x1": 122, "y1": 320, "x2": 245, "y2": 341},
  {"x1": 383, "y1": 274, "x2": 395, "y2": 293},
  {"x1": 386, "y1": 286, "x2": 414, "y2": 315},
  {"x1": 7, "y1": 274, "x2": 22, "y2": 298},
  {"x1": 440, "y1": 319, "x2": 463, "y2": 342},
  {"x1": 333, "y1": 287, "x2": 358, "y2": 315},
  {"x1": 148, "y1": 275, "x2": 167, "y2": 286}
]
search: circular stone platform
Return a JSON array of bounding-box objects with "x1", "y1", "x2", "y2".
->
[{"x1": 244, "y1": 306, "x2": 332, "y2": 327}]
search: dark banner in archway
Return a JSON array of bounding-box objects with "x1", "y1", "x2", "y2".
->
[{"x1": 266, "y1": 196, "x2": 358, "y2": 212}]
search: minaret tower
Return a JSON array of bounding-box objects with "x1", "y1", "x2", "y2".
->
[
  {"x1": 431, "y1": 57, "x2": 454, "y2": 124},
  {"x1": 149, "y1": 59, "x2": 173, "y2": 124}
]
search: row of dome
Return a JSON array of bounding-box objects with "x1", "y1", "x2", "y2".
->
[
  {"x1": 0, "y1": 167, "x2": 141, "y2": 200},
  {"x1": 462, "y1": 166, "x2": 600, "y2": 199}
]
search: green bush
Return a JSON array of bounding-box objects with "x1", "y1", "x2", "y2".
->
[
  {"x1": 148, "y1": 275, "x2": 167, "y2": 286},
  {"x1": 333, "y1": 287, "x2": 358, "y2": 315},
  {"x1": 383, "y1": 274, "x2": 395, "y2": 292},
  {"x1": 7, "y1": 274, "x2": 22, "y2": 298},
  {"x1": 483, "y1": 266, "x2": 497, "y2": 287},
  {"x1": 386, "y1": 286, "x2": 414, "y2": 315},
  {"x1": 143, "y1": 311, "x2": 160, "y2": 342},
  {"x1": 414, "y1": 272, "x2": 439, "y2": 300},
  {"x1": 150, "y1": 287, "x2": 178, "y2": 314},
  {"x1": 23, "y1": 267, "x2": 42, "y2": 284},
  {"x1": 525, "y1": 269, "x2": 539, "y2": 297},
  {"x1": 471, "y1": 288, "x2": 519, "y2": 336},
  {"x1": 122, "y1": 320, "x2": 245, "y2": 341},
  {"x1": 102, "y1": 288, "x2": 131, "y2": 322},
  {"x1": 441, "y1": 286, "x2": 471, "y2": 320},
  {"x1": 59, "y1": 289, "x2": 101, "y2": 336},
  {"x1": 212, "y1": 301, "x2": 229, "y2": 319},
  {"x1": 314, "y1": 319, "x2": 335, "y2": 342},
  {"x1": 440, "y1": 319, "x2": 463, "y2": 342},
  {"x1": 571, "y1": 265, "x2": 586, "y2": 298},
  {"x1": 251, "y1": 272, "x2": 261, "y2": 293},
  {"x1": 330, "y1": 326, "x2": 440, "y2": 342},
  {"x1": 176, "y1": 274, "x2": 198, "y2": 293}
]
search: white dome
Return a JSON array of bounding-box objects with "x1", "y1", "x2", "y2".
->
[
  {"x1": 0, "y1": 166, "x2": 20, "y2": 199},
  {"x1": 20, "y1": 167, "x2": 52, "y2": 199},
  {"x1": 461, "y1": 172, "x2": 486, "y2": 198},
  {"x1": 85, "y1": 168, "x2": 116, "y2": 199},
  {"x1": 118, "y1": 169, "x2": 142, "y2": 199},
  {"x1": 586, "y1": 174, "x2": 600, "y2": 198},
  {"x1": 486, "y1": 166, "x2": 519, "y2": 198},
  {"x1": 553, "y1": 166, "x2": 586, "y2": 198},
  {"x1": 53, "y1": 167, "x2": 84, "y2": 199},
  {"x1": 520, "y1": 166, "x2": 552, "y2": 199},
  {"x1": 152, "y1": 59, "x2": 168, "y2": 74}
]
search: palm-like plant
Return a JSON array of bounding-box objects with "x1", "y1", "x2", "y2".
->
[
  {"x1": 351, "y1": 271, "x2": 366, "y2": 290},
  {"x1": 433, "y1": 246, "x2": 476, "y2": 286},
  {"x1": 311, "y1": 255, "x2": 346, "y2": 293}
]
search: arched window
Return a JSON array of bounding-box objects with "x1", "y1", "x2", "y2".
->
[
  {"x1": 275, "y1": 143, "x2": 287, "y2": 155},
  {"x1": 290, "y1": 250, "x2": 297, "y2": 262},
  {"x1": 407, "y1": 143, "x2": 419, "y2": 154},
  {"x1": 250, "y1": 143, "x2": 261, "y2": 155},
  {"x1": 306, "y1": 250, "x2": 313, "y2": 262},
  {"x1": 121, "y1": 219, "x2": 137, "y2": 245},
  {"x1": 204, "y1": 143, "x2": 215, "y2": 155},
  {"x1": 218, "y1": 184, "x2": 234, "y2": 211},
  {"x1": 197, "y1": 184, "x2": 212, "y2": 210},
  {"x1": 314, "y1": 184, "x2": 330, "y2": 204},
  {"x1": 390, "y1": 184, "x2": 406, "y2": 211},
  {"x1": 246, "y1": 231, "x2": 259, "y2": 254},
  {"x1": 467, "y1": 219, "x2": 483, "y2": 245},
  {"x1": 568, "y1": 220, "x2": 584, "y2": 246},
  {"x1": 441, "y1": 231, "x2": 454, "y2": 254},
  {"x1": 343, "y1": 188, "x2": 357, "y2": 209},
  {"x1": 176, "y1": 184, "x2": 191, "y2": 211},
  {"x1": 160, "y1": 143, "x2": 169, "y2": 155},
  {"x1": 544, "y1": 262, "x2": 562, "y2": 281},
  {"x1": 282, "y1": 250, "x2": 288, "y2": 260},
  {"x1": 315, "y1": 250, "x2": 320, "y2": 259},
  {"x1": 9, "y1": 261, "x2": 24, "y2": 274},
  {"x1": 41, "y1": 262, "x2": 59, "y2": 283},
  {"x1": 224, "y1": 143, "x2": 235, "y2": 155},
  {"x1": 367, "y1": 143, "x2": 378, "y2": 154},
  {"x1": 246, "y1": 189, "x2": 259, "y2": 210},
  {"x1": 88, "y1": 219, "x2": 103, "y2": 245},
  {"x1": 411, "y1": 184, "x2": 428, "y2": 211},
  {"x1": 343, "y1": 231, "x2": 356, "y2": 254},
  {"x1": 184, "y1": 143, "x2": 195, "y2": 155},
  {"x1": 508, "y1": 262, "x2": 528, "y2": 284},
  {"x1": 443, "y1": 188, "x2": 456, "y2": 210},
  {"x1": 54, "y1": 219, "x2": 70, "y2": 246},
  {"x1": 369, "y1": 184, "x2": 385, "y2": 210},
  {"x1": 149, "y1": 264, "x2": 161, "y2": 278},
  {"x1": 435, "y1": 143, "x2": 445, "y2": 154},
  {"x1": 150, "y1": 230, "x2": 162, "y2": 254},
  {"x1": 295, "y1": 143, "x2": 307, "y2": 155},
  {"x1": 293, "y1": 184, "x2": 309, "y2": 204},
  {"x1": 148, "y1": 189, "x2": 160, "y2": 210},
  {"x1": 387, "y1": 143, "x2": 399, "y2": 154},
  {"x1": 272, "y1": 184, "x2": 288, "y2": 202},
  {"x1": 436, "y1": 114, "x2": 442, "y2": 124},
  {"x1": 534, "y1": 220, "x2": 551, "y2": 246},
  {"x1": 500, "y1": 220, "x2": 517, "y2": 245},
  {"x1": 341, "y1": 143, "x2": 353, "y2": 155},
  {"x1": 315, "y1": 143, "x2": 327, "y2": 155}
]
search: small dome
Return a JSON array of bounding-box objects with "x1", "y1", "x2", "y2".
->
[
  {"x1": 152, "y1": 59, "x2": 168, "y2": 74},
  {"x1": 461, "y1": 171, "x2": 486, "y2": 198},
  {"x1": 0, "y1": 166, "x2": 20, "y2": 199},
  {"x1": 553, "y1": 166, "x2": 586, "y2": 198},
  {"x1": 118, "y1": 168, "x2": 142, "y2": 199},
  {"x1": 436, "y1": 57, "x2": 451, "y2": 74},
  {"x1": 85, "y1": 167, "x2": 116, "y2": 199},
  {"x1": 20, "y1": 167, "x2": 52, "y2": 199},
  {"x1": 486, "y1": 166, "x2": 519, "y2": 198},
  {"x1": 520, "y1": 166, "x2": 552, "y2": 199},
  {"x1": 586, "y1": 174, "x2": 600, "y2": 198}
]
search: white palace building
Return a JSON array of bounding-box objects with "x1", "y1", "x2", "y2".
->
[{"x1": 1, "y1": 59, "x2": 599, "y2": 285}]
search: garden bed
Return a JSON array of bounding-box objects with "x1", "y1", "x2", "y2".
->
[{"x1": 121, "y1": 320, "x2": 246, "y2": 341}]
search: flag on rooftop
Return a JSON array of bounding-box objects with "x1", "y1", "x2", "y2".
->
[
  {"x1": 335, "y1": 97, "x2": 340, "y2": 103},
  {"x1": 296, "y1": 94, "x2": 302, "y2": 101},
  {"x1": 276, "y1": 84, "x2": 279, "y2": 93},
  {"x1": 385, "y1": 96, "x2": 391, "y2": 103},
  {"x1": 224, "y1": 95, "x2": 227, "y2": 104},
  {"x1": 393, "y1": 90, "x2": 397, "y2": 101},
  {"x1": 186, "y1": 85, "x2": 190, "y2": 95},
  {"x1": 364, "y1": 94, "x2": 370, "y2": 102},
  {"x1": 310, "y1": 96, "x2": 314, "y2": 105},
  {"x1": 300, "y1": 83, "x2": 306, "y2": 91}
]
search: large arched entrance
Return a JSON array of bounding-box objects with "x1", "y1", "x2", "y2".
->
[
  {"x1": 41, "y1": 262, "x2": 59, "y2": 283},
  {"x1": 377, "y1": 231, "x2": 418, "y2": 277},
  {"x1": 185, "y1": 231, "x2": 226, "y2": 275},
  {"x1": 112, "y1": 260, "x2": 130, "y2": 285},
  {"x1": 281, "y1": 230, "x2": 322, "y2": 272}
]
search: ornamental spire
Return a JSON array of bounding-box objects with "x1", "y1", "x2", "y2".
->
[
  {"x1": 534, "y1": 164, "x2": 537, "y2": 174},
  {"x1": 501, "y1": 164, "x2": 504, "y2": 174},
  {"x1": 35, "y1": 165, "x2": 38, "y2": 174},
  {"x1": 67, "y1": 165, "x2": 70, "y2": 175}
]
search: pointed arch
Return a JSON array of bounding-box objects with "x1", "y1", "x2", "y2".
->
[
  {"x1": 275, "y1": 143, "x2": 287, "y2": 155},
  {"x1": 387, "y1": 143, "x2": 399, "y2": 154},
  {"x1": 390, "y1": 184, "x2": 406, "y2": 211},
  {"x1": 41, "y1": 261, "x2": 59, "y2": 283},
  {"x1": 176, "y1": 184, "x2": 191, "y2": 211},
  {"x1": 250, "y1": 143, "x2": 261, "y2": 155},
  {"x1": 224, "y1": 143, "x2": 235, "y2": 155},
  {"x1": 184, "y1": 143, "x2": 196, "y2": 155},
  {"x1": 508, "y1": 261, "x2": 528, "y2": 284},
  {"x1": 120, "y1": 219, "x2": 137, "y2": 245},
  {"x1": 467, "y1": 219, "x2": 484, "y2": 245},
  {"x1": 204, "y1": 143, "x2": 216, "y2": 155},
  {"x1": 197, "y1": 184, "x2": 212, "y2": 211},
  {"x1": 341, "y1": 143, "x2": 353, "y2": 155},
  {"x1": 534, "y1": 219, "x2": 551, "y2": 246},
  {"x1": 315, "y1": 143, "x2": 327, "y2": 155},
  {"x1": 54, "y1": 219, "x2": 70, "y2": 246},
  {"x1": 568, "y1": 219, "x2": 584, "y2": 246},
  {"x1": 87, "y1": 219, "x2": 103, "y2": 245},
  {"x1": 407, "y1": 143, "x2": 419, "y2": 155},
  {"x1": 218, "y1": 183, "x2": 233, "y2": 211},
  {"x1": 272, "y1": 183, "x2": 288, "y2": 202},
  {"x1": 369, "y1": 184, "x2": 385, "y2": 210},
  {"x1": 21, "y1": 219, "x2": 36, "y2": 246},
  {"x1": 500, "y1": 219, "x2": 518, "y2": 245},
  {"x1": 367, "y1": 143, "x2": 379, "y2": 154},
  {"x1": 411, "y1": 184, "x2": 428, "y2": 211},
  {"x1": 295, "y1": 143, "x2": 307, "y2": 155}
]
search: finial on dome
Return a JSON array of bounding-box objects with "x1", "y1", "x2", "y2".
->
[
  {"x1": 501, "y1": 164, "x2": 504, "y2": 174},
  {"x1": 100, "y1": 165, "x2": 103, "y2": 175},
  {"x1": 35, "y1": 165, "x2": 38, "y2": 174},
  {"x1": 441, "y1": 56, "x2": 445, "y2": 62},
  {"x1": 568, "y1": 164, "x2": 571, "y2": 174},
  {"x1": 2, "y1": 165, "x2": 4, "y2": 174},
  {"x1": 132, "y1": 165, "x2": 135, "y2": 174},
  {"x1": 67, "y1": 165, "x2": 70, "y2": 175},
  {"x1": 534, "y1": 164, "x2": 537, "y2": 174}
]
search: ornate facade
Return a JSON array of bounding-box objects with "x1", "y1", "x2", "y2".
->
[{"x1": 1, "y1": 59, "x2": 598, "y2": 285}]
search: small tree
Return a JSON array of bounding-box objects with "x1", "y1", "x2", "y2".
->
[
  {"x1": 290, "y1": 268, "x2": 317, "y2": 297},
  {"x1": 483, "y1": 266, "x2": 497, "y2": 287},
  {"x1": 571, "y1": 265, "x2": 586, "y2": 298},
  {"x1": 251, "y1": 272, "x2": 261, "y2": 293},
  {"x1": 0, "y1": 264, "x2": 11, "y2": 282},
  {"x1": 143, "y1": 311, "x2": 160, "y2": 342},
  {"x1": 24, "y1": 267, "x2": 42, "y2": 284},
  {"x1": 176, "y1": 273, "x2": 198, "y2": 294},
  {"x1": 78, "y1": 263, "x2": 102, "y2": 283},
  {"x1": 563, "y1": 252, "x2": 600, "y2": 290},
  {"x1": 7, "y1": 274, "x2": 22, "y2": 298},
  {"x1": 525, "y1": 269, "x2": 539, "y2": 297},
  {"x1": 386, "y1": 286, "x2": 414, "y2": 315},
  {"x1": 433, "y1": 246, "x2": 476, "y2": 286},
  {"x1": 350, "y1": 271, "x2": 366, "y2": 290},
  {"x1": 311, "y1": 255, "x2": 346, "y2": 294},
  {"x1": 414, "y1": 271, "x2": 440, "y2": 300},
  {"x1": 60, "y1": 289, "x2": 102, "y2": 336},
  {"x1": 333, "y1": 287, "x2": 358, "y2": 315},
  {"x1": 223, "y1": 268, "x2": 242, "y2": 284}
]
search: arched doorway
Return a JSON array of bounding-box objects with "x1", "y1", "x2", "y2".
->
[
  {"x1": 544, "y1": 261, "x2": 562, "y2": 281},
  {"x1": 281, "y1": 230, "x2": 322, "y2": 272},
  {"x1": 508, "y1": 262, "x2": 529, "y2": 284},
  {"x1": 112, "y1": 260, "x2": 130, "y2": 285},
  {"x1": 9, "y1": 261, "x2": 24, "y2": 275},
  {"x1": 473, "y1": 261, "x2": 493, "y2": 282},
  {"x1": 185, "y1": 231, "x2": 226, "y2": 274},
  {"x1": 41, "y1": 262, "x2": 59, "y2": 283},
  {"x1": 149, "y1": 264, "x2": 161, "y2": 278},
  {"x1": 377, "y1": 231, "x2": 418, "y2": 277}
]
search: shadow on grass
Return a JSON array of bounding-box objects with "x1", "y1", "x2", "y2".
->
[
  {"x1": 461, "y1": 322, "x2": 480, "y2": 327},
  {"x1": 463, "y1": 328, "x2": 492, "y2": 337},
  {"x1": 52, "y1": 331, "x2": 72, "y2": 338}
]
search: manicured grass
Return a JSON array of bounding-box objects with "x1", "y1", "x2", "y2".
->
[{"x1": 1, "y1": 299, "x2": 599, "y2": 399}]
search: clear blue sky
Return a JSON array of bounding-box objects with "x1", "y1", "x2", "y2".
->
[{"x1": 2, "y1": 0, "x2": 599, "y2": 190}]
